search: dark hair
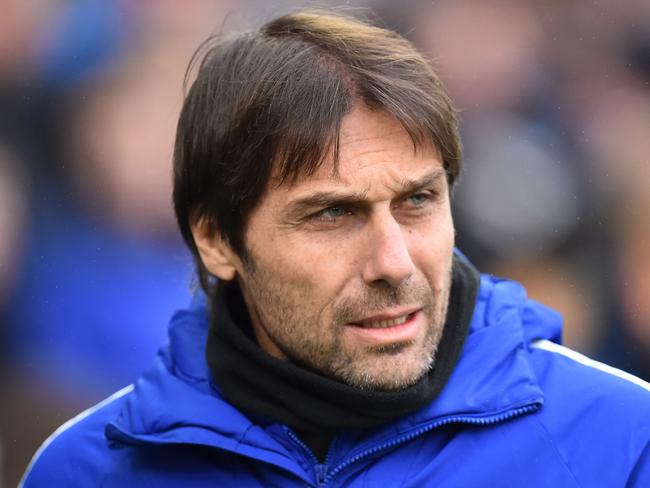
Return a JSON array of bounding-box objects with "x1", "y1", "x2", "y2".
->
[{"x1": 173, "y1": 9, "x2": 462, "y2": 293}]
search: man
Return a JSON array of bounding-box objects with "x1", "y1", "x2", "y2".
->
[{"x1": 21, "y1": 10, "x2": 650, "y2": 487}]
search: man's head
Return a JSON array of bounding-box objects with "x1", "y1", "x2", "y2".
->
[{"x1": 173, "y1": 10, "x2": 461, "y2": 390}]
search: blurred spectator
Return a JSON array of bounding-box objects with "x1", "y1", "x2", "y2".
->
[
  {"x1": 0, "y1": 0, "x2": 55, "y2": 84},
  {"x1": 0, "y1": 144, "x2": 27, "y2": 311},
  {"x1": 2, "y1": 0, "x2": 200, "y2": 406},
  {"x1": 0, "y1": 1, "x2": 239, "y2": 485},
  {"x1": 412, "y1": 0, "x2": 544, "y2": 113},
  {"x1": 578, "y1": 86, "x2": 650, "y2": 377},
  {"x1": 453, "y1": 114, "x2": 583, "y2": 261},
  {"x1": 614, "y1": 192, "x2": 650, "y2": 376}
]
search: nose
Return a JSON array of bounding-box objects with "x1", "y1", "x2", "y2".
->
[{"x1": 362, "y1": 211, "x2": 415, "y2": 288}]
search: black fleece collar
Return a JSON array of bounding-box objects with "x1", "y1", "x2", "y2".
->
[{"x1": 206, "y1": 255, "x2": 480, "y2": 434}]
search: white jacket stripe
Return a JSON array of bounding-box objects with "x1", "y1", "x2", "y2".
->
[{"x1": 531, "y1": 339, "x2": 650, "y2": 393}]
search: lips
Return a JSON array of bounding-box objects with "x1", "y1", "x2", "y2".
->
[
  {"x1": 344, "y1": 309, "x2": 423, "y2": 347},
  {"x1": 351, "y1": 312, "x2": 416, "y2": 329}
]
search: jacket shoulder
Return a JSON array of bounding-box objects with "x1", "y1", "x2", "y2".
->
[
  {"x1": 529, "y1": 340, "x2": 650, "y2": 485},
  {"x1": 531, "y1": 339, "x2": 650, "y2": 407},
  {"x1": 20, "y1": 385, "x2": 134, "y2": 488}
]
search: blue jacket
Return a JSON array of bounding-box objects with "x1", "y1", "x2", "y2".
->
[{"x1": 21, "y1": 275, "x2": 650, "y2": 487}]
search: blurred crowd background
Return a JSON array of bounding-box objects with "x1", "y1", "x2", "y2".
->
[{"x1": 1, "y1": 0, "x2": 649, "y2": 485}]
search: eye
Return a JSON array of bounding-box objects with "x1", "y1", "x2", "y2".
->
[
  {"x1": 406, "y1": 192, "x2": 433, "y2": 207},
  {"x1": 312, "y1": 206, "x2": 349, "y2": 221}
]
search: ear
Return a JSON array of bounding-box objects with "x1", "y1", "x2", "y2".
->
[{"x1": 191, "y1": 219, "x2": 239, "y2": 281}]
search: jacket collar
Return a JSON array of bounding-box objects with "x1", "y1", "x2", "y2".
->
[{"x1": 106, "y1": 273, "x2": 552, "y2": 456}]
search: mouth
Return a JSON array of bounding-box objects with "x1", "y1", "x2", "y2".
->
[
  {"x1": 344, "y1": 309, "x2": 423, "y2": 346},
  {"x1": 350, "y1": 311, "x2": 417, "y2": 329}
]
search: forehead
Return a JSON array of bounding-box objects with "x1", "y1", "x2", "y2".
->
[{"x1": 272, "y1": 107, "x2": 443, "y2": 198}]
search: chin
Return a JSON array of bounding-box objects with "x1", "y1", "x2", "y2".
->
[{"x1": 332, "y1": 346, "x2": 434, "y2": 391}]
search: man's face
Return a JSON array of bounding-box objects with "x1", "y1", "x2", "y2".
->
[{"x1": 237, "y1": 106, "x2": 455, "y2": 391}]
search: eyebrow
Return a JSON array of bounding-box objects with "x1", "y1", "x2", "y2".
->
[
  {"x1": 396, "y1": 169, "x2": 446, "y2": 196},
  {"x1": 286, "y1": 169, "x2": 446, "y2": 217}
]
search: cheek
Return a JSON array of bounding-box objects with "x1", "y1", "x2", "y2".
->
[
  {"x1": 251, "y1": 231, "x2": 352, "y2": 303},
  {"x1": 407, "y1": 218, "x2": 455, "y2": 286}
]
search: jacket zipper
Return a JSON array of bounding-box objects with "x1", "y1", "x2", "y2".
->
[
  {"x1": 314, "y1": 403, "x2": 542, "y2": 487},
  {"x1": 284, "y1": 427, "x2": 330, "y2": 487}
]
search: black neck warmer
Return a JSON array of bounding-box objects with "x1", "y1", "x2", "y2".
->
[{"x1": 206, "y1": 255, "x2": 479, "y2": 453}]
